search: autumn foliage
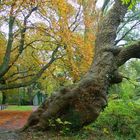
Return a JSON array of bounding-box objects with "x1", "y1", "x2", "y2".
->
[{"x1": 0, "y1": 0, "x2": 99, "y2": 92}]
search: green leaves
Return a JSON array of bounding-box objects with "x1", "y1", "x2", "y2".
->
[{"x1": 121, "y1": 0, "x2": 140, "y2": 9}]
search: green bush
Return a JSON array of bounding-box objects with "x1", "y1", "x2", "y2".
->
[{"x1": 93, "y1": 99, "x2": 140, "y2": 139}]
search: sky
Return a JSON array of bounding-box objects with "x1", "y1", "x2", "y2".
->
[
  {"x1": 68, "y1": 0, "x2": 104, "y2": 8},
  {"x1": 96, "y1": 0, "x2": 104, "y2": 8}
]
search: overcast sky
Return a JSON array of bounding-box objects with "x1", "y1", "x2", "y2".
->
[{"x1": 96, "y1": 0, "x2": 104, "y2": 8}]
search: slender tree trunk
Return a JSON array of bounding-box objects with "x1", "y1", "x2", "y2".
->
[
  {"x1": 23, "y1": 0, "x2": 132, "y2": 131},
  {"x1": 2, "y1": 92, "x2": 6, "y2": 104},
  {"x1": 27, "y1": 86, "x2": 34, "y2": 105}
]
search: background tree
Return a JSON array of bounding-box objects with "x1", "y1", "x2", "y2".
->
[{"x1": 0, "y1": 0, "x2": 96, "y2": 91}]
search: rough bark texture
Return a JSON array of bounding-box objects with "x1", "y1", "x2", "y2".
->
[{"x1": 24, "y1": 0, "x2": 139, "y2": 131}]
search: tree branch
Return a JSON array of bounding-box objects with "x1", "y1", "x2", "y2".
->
[
  {"x1": 101, "y1": 0, "x2": 110, "y2": 13},
  {"x1": 115, "y1": 21, "x2": 140, "y2": 45},
  {"x1": 0, "y1": 61, "x2": 52, "y2": 90},
  {"x1": 117, "y1": 10, "x2": 140, "y2": 34},
  {"x1": 0, "y1": 7, "x2": 37, "y2": 79},
  {"x1": 19, "y1": 6, "x2": 37, "y2": 53},
  {"x1": 4, "y1": 67, "x2": 33, "y2": 81},
  {"x1": 68, "y1": 4, "x2": 82, "y2": 31},
  {"x1": 95, "y1": 0, "x2": 129, "y2": 50},
  {"x1": 0, "y1": 46, "x2": 60, "y2": 90},
  {"x1": 117, "y1": 40, "x2": 140, "y2": 66},
  {"x1": 0, "y1": 16, "x2": 15, "y2": 77},
  {"x1": 7, "y1": 74, "x2": 35, "y2": 83}
]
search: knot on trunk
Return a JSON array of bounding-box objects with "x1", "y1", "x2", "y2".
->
[{"x1": 110, "y1": 71, "x2": 123, "y2": 84}]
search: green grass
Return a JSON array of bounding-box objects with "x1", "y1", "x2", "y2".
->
[{"x1": 5, "y1": 105, "x2": 33, "y2": 111}]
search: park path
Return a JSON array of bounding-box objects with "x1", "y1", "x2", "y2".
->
[
  {"x1": 0, "y1": 110, "x2": 32, "y2": 131},
  {"x1": 0, "y1": 109, "x2": 34, "y2": 140}
]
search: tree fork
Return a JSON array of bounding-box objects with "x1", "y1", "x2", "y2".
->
[{"x1": 23, "y1": 0, "x2": 134, "y2": 131}]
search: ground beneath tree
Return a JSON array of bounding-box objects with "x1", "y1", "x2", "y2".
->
[
  {"x1": 0, "y1": 110, "x2": 32, "y2": 140},
  {"x1": 0, "y1": 110, "x2": 97, "y2": 140},
  {"x1": 0, "y1": 109, "x2": 118, "y2": 140},
  {"x1": 0, "y1": 110, "x2": 32, "y2": 131}
]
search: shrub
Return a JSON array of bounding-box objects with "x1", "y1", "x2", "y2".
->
[{"x1": 93, "y1": 99, "x2": 140, "y2": 139}]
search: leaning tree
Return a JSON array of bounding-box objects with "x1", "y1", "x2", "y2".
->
[{"x1": 23, "y1": 0, "x2": 140, "y2": 130}]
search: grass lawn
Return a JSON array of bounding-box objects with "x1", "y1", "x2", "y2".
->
[{"x1": 5, "y1": 105, "x2": 33, "y2": 111}]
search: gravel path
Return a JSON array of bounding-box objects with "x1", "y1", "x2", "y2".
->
[{"x1": 0, "y1": 130, "x2": 20, "y2": 140}]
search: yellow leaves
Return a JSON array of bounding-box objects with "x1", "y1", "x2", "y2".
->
[
  {"x1": 103, "y1": 128, "x2": 109, "y2": 134},
  {"x1": 51, "y1": 0, "x2": 71, "y2": 17},
  {"x1": 14, "y1": 0, "x2": 37, "y2": 7},
  {"x1": 2, "y1": 0, "x2": 16, "y2": 5},
  {"x1": 56, "y1": 118, "x2": 72, "y2": 125},
  {"x1": 53, "y1": 15, "x2": 95, "y2": 81},
  {"x1": 0, "y1": 0, "x2": 98, "y2": 90}
]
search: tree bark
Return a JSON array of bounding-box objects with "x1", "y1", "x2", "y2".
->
[
  {"x1": 23, "y1": 0, "x2": 139, "y2": 131},
  {"x1": 2, "y1": 92, "x2": 6, "y2": 104}
]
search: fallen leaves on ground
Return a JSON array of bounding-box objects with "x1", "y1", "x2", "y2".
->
[{"x1": 0, "y1": 110, "x2": 32, "y2": 130}]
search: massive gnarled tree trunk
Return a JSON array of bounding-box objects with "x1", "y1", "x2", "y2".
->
[{"x1": 24, "y1": 0, "x2": 140, "y2": 131}]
